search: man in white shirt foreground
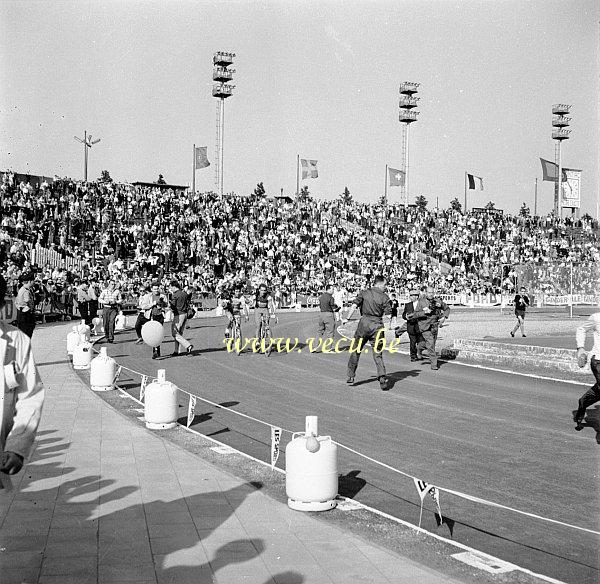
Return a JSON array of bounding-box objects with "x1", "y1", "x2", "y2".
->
[{"x1": 574, "y1": 312, "x2": 600, "y2": 432}]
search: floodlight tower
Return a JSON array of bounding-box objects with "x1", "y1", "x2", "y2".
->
[
  {"x1": 552, "y1": 104, "x2": 571, "y2": 216},
  {"x1": 73, "y1": 130, "x2": 101, "y2": 182},
  {"x1": 213, "y1": 51, "x2": 236, "y2": 196},
  {"x1": 399, "y1": 82, "x2": 420, "y2": 206}
]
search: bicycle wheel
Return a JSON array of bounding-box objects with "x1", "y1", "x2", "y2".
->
[
  {"x1": 234, "y1": 319, "x2": 242, "y2": 355},
  {"x1": 264, "y1": 322, "x2": 273, "y2": 357}
]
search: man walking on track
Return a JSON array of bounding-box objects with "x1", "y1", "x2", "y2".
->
[
  {"x1": 342, "y1": 275, "x2": 391, "y2": 390},
  {"x1": 401, "y1": 288, "x2": 426, "y2": 362},
  {"x1": 510, "y1": 286, "x2": 530, "y2": 338},
  {"x1": 169, "y1": 280, "x2": 193, "y2": 357},
  {"x1": 315, "y1": 282, "x2": 339, "y2": 347},
  {"x1": 413, "y1": 286, "x2": 449, "y2": 371},
  {"x1": 15, "y1": 272, "x2": 36, "y2": 338},
  {"x1": 574, "y1": 312, "x2": 600, "y2": 436},
  {"x1": 98, "y1": 280, "x2": 122, "y2": 343}
]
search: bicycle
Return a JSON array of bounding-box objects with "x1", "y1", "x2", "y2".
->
[{"x1": 258, "y1": 312, "x2": 277, "y2": 356}]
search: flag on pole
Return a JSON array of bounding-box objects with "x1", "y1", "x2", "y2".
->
[
  {"x1": 194, "y1": 146, "x2": 210, "y2": 169},
  {"x1": 388, "y1": 167, "x2": 405, "y2": 187},
  {"x1": 270, "y1": 427, "x2": 282, "y2": 469},
  {"x1": 301, "y1": 159, "x2": 318, "y2": 179},
  {"x1": 413, "y1": 477, "x2": 444, "y2": 525},
  {"x1": 466, "y1": 174, "x2": 484, "y2": 190},
  {"x1": 539, "y1": 158, "x2": 575, "y2": 182}
]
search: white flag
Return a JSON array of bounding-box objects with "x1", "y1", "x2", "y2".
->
[
  {"x1": 140, "y1": 375, "x2": 148, "y2": 402},
  {"x1": 413, "y1": 478, "x2": 435, "y2": 501},
  {"x1": 271, "y1": 427, "x2": 282, "y2": 469},
  {"x1": 187, "y1": 395, "x2": 197, "y2": 428},
  {"x1": 429, "y1": 486, "x2": 443, "y2": 523}
]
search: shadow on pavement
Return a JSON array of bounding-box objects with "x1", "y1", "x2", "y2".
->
[{"x1": 1, "y1": 431, "x2": 281, "y2": 584}]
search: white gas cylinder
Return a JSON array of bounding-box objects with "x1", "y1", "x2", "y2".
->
[
  {"x1": 144, "y1": 369, "x2": 178, "y2": 430},
  {"x1": 91, "y1": 317, "x2": 103, "y2": 336},
  {"x1": 76, "y1": 320, "x2": 91, "y2": 341},
  {"x1": 73, "y1": 341, "x2": 93, "y2": 370},
  {"x1": 90, "y1": 347, "x2": 116, "y2": 391},
  {"x1": 66, "y1": 326, "x2": 81, "y2": 356},
  {"x1": 286, "y1": 416, "x2": 338, "y2": 511},
  {"x1": 115, "y1": 311, "x2": 126, "y2": 331}
]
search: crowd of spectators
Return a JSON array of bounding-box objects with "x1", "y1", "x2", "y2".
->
[{"x1": 1, "y1": 169, "x2": 599, "y2": 316}]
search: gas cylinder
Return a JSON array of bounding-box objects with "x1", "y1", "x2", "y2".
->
[
  {"x1": 285, "y1": 416, "x2": 338, "y2": 511},
  {"x1": 73, "y1": 341, "x2": 93, "y2": 370},
  {"x1": 66, "y1": 326, "x2": 81, "y2": 356},
  {"x1": 91, "y1": 317, "x2": 103, "y2": 336},
  {"x1": 90, "y1": 347, "x2": 116, "y2": 391},
  {"x1": 115, "y1": 311, "x2": 126, "y2": 331},
  {"x1": 76, "y1": 320, "x2": 91, "y2": 342},
  {"x1": 144, "y1": 369, "x2": 178, "y2": 429}
]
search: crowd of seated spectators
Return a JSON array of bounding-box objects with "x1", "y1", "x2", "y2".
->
[{"x1": 1, "y1": 170, "x2": 599, "y2": 314}]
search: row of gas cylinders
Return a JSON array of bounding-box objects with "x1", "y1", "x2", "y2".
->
[{"x1": 70, "y1": 324, "x2": 337, "y2": 511}]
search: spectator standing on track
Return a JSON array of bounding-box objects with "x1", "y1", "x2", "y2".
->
[
  {"x1": 390, "y1": 293, "x2": 399, "y2": 330},
  {"x1": 75, "y1": 279, "x2": 91, "y2": 326},
  {"x1": 315, "y1": 283, "x2": 338, "y2": 347},
  {"x1": 401, "y1": 288, "x2": 426, "y2": 362},
  {"x1": 574, "y1": 312, "x2": 600, "y2": 430},
  {"x1": 169, "y1": 280, "x2": 193, "y2": 357},
  {"x1": 87, "y1": 277, "x2": 99, "y2": 324},
  {"x1": 0, "y1": 274, "x2": 45, "y2": 489},
  {"x1": 413, "y1": 287, "x2": 449, "y2": 371},
  {"x1": 14, "y1": 271, "x2": 36, "y2": 338},
  {"x1": 98, "y1": 280, "x2": 122, "y2": 343},
  {"x1": 510, "y1": 286, "x2": 530, "y2": 338},
  {"x1": 333, "y1": 285, "x2": 344, "y2": 322},
  {"x1": 342, "y1": 275, "x2": 391, "y2": 390}
]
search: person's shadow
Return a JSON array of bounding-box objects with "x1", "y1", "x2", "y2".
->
[{"x1": 4, "y1": 431, "x2": 304, "y2": 584}]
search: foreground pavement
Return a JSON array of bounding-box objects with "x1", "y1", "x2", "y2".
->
[{"x1": 0, "y1": 323, "x2": 467, "y2": 584}]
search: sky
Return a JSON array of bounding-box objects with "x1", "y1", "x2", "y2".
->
[{"x1": 1, "y1": 0, "x2": 598, "y2": 214}]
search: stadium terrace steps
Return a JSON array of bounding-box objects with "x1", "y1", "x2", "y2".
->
[{"x1": 443, "y1": 338, "x2": 591, "y2": 376}]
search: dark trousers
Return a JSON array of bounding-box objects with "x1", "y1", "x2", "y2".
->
[
  {"x1": 103, "y1": 307, "x2": 118, "y2": 341},
  {"x1": 88, "y1": 300, "x2": 98, "y2": 322},
  {"x1": 152, "y1": 315, "x2": 164, "y2": 358},
  {"x1": 576, "y1": 356, "x2": 600, "y2": 419},
  {"x1": 16, "y1": 310, "x2": 35, "y2": 338},
  {"x1": 407, "y1": 324, "x2": 423, "y2": 359},
  {"x1": 78, "y1": 301, "x2": 90, "y2": 326},
  {"x1": 135, "y1": 313, "x2": 149, "y2": 339},
  {"x1": 347, "y1": 317, "x2": 386, "y2": 379},
  {"x1": 317, "y1": 312, "x2": 336, "y2": 340},
  {"x1": 418, "y1": 324, "x2": 439, "y2": 368}
]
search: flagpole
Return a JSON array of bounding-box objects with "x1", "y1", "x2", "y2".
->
[
  {"x1": 296, "y1": 155, "x2": 300, "y2": 197},
  {"x1": 534, "y1": 177, "x2": 538, "y2": 216},
  {"x1": 384, "y1": 164, "x2": 388, "y2": 203},
  {"x1": 192, "y1": 144, "x2": 196, "y2": 195},
  {"x1": 464, "y1": 172, "x2": 467, "y2": 213}
]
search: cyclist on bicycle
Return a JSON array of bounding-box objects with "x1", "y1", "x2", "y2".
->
[{"x1": 254, "y1": 283, "x2": 277, "y2": 339}]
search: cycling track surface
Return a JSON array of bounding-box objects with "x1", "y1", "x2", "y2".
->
[{"x1": 107, "y1": 312, "x2": 599, "y2": 584}]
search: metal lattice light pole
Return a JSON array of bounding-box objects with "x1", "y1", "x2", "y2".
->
[
  {"x1": 399, "y1": 82, "x2": 420, "y2": 206},
  {"x1": 551, "y1": 104, "x2": 571, "y2": 216},
  {"x1": 73, "y1": 131, "x2": 101, "y2": 182},
  {"x1": 213, "y1": 52, "x2": 235, "y2": 196}
]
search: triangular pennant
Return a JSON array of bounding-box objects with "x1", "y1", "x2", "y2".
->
[
  {"x1": 270, "y1": 427, "x2": 282, "y2": 469},
  {"x1": 187, "y1": 395, "x2": 197, "y2": 428}
]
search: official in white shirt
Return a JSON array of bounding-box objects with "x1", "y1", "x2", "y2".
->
[{"x1": 574, "y1": 312, "x2": 600, "y2": 427}]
